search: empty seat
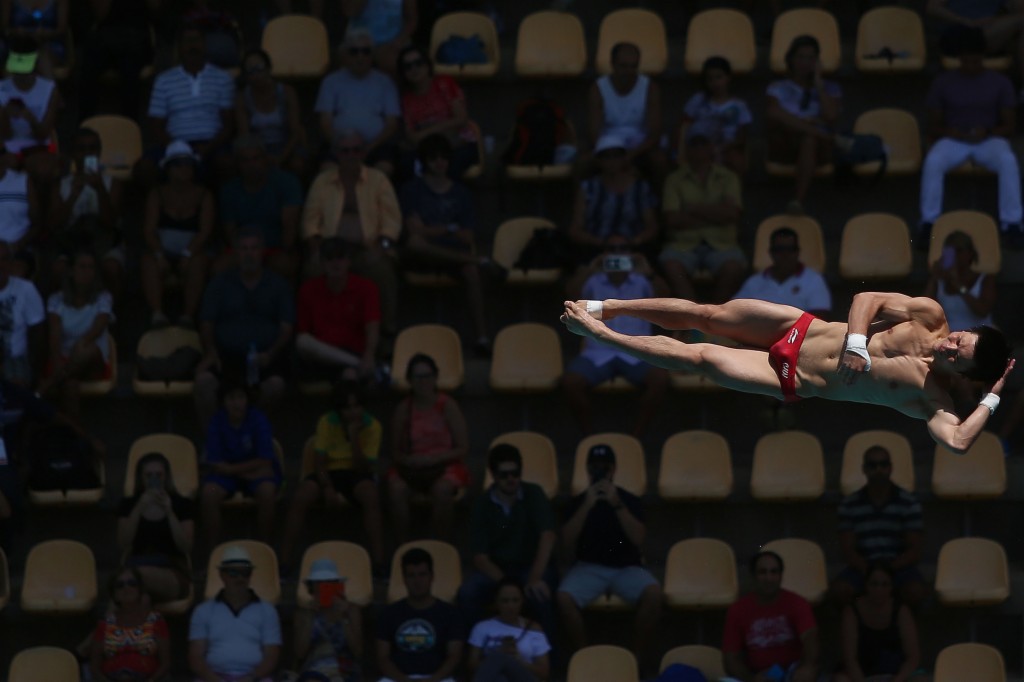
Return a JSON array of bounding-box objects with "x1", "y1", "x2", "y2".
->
[
  {"x1": 932, "y1": 431, "x2": 1005, "y2": 499},
  {"x1": 568, "y1": 645, "x2": 639, "y2": 682},
  {"x1": 753, "y1": 215, "x2": 826, "y2": 273},
  {"x1": 79, "y1": 337, "x2": 117, "y2": 396},
  {"x1": 387, "y1": 540, "x2": 461, "y2": 603},
  {"x1": 205, "y1": 541, "x2": 281, "y2": 604},
  {"x1": 81, "y1": 115, "x2": 142, "y2": 181},
  {"x1": 751, "y1": 431, "x2": 825, "y2": 502},
  {"x1": 9, "y1": 647, "x2": 80, "y2": 682},
  {"x1": 839, "y1": 213, "x2": 913, "y2": 281},
  {"x1": 485, "y1": 431, "x2": 559, "y2": 498},
  {"x1": 770, "y1": 9, "x2": 841, "y2": 74},
  {"x1": 929, "y1": 211, "x2": 1001, "y2": 275},
  {"x1": 296, "y1": 541, "x2": 373, "y2": 608},
  {"x1": 660, "y1": 645, "x2": 726, "y2": 680},
  {"x1": 685, "y1": 9, "x2": 756, "y2": 75},
  {"x1": 430, "y1": 12, "x2": 500, "y2": 77},
  {"x1": 761, "y1": 538, "x2": 828, "y2": 604},
  {"x1": 261, "y1": 15, "x2": 329, "y2": 78},
  {"x1": 852, "y1": 108, "x2": 922, "y2": 176},
  {"x1": 515, "y1": 11, "x2": 586, "y2": 77},
  {"x1": 21, "y1": 540, "x2": 97, "y2": 614},
  {"x1": 658, "y1": 430, "x2": 733, "y2": 501},
  {"x1": 934, "y1": 643, "x2": 1005, "y2": 682},
  {"x1": 125, "y1": 433, "x2": 199, "y2": 498},
  {"x1": 132, "y1": 327, "x2": 201, "y2": 397},
  {"x1": 664, "y1": 538, "x2": 738, "y2": 609},
  {"x1": 855, "y1": 7, "x2": 926, "y2": 72},
  {"x1": 935, "y1": 537, "x2": 1010, "y2": 607},
  {"x1": 391, "y1": 324, "x2": 464, "y2": 392},
  {"x1": 839, "y1": 430, "x2": 915, "y2": 495},
  {"x1": 489, "y1": 323, "x2": 562, "y2": 392},
  {"x1": 595, "y1": 9, "x2": 667, "y2": 75},
  {"x1": 571, "y1": 433, "x2": 646, "y2": 496},
  {"x1": 491, "y1": 218, "x2": 563, "y2": 286}
]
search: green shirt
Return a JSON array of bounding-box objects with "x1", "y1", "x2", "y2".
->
[
  {"x1": 469, "y1": 482, "x2": 554, "y2": 572},
  {"x1": 662, "y1": 163, "x2": 742, "y2": 251}
]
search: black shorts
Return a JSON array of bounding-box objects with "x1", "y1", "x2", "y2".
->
[{"x1": 307, "y1": 469, "x2": 376, "y2": 505}]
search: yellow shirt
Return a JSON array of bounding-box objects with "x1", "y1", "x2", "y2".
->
[
  {"x1": 662, "y1": 163, "x2": 742, "y2": 251},
  {"x1": 301, "y1": 165, "x2": 402, "y2": 245},
  {"x1": 314, "y1": 411, "x2": 382, "y2": 471}
]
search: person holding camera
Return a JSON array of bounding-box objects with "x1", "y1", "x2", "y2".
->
[
  {"x1": 293, "y1": 558, "x2": 362, "y2": 681},
  {"x1": 555, "y1": 444, "x2": 662, "y2": 675}
]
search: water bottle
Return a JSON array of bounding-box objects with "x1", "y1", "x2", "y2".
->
[{"x1": 246, "y1": 343, "x2": 259, "y2": 387}]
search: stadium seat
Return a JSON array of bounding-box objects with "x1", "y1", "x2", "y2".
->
[
  {"x1": 387, "y1": 540, "x2": 461, "y2": 603},
  {"x1": 0, "y1": 547, "x2": 8, "y2": 611},
  {"x1": 658, "y1": 430, "x2": 733, "y2": 502},
  {"x1": 430, "y1": 12, "x2": 500, "y2": 78},
  {"x1": 568, "y1": 645, "x2": 639, "y2": 682},
  {"x1": 489, "y1": 323, "x2": 562, "y2": 392},
  {"x1": 125, "y1": 433, "x2": 199, "y2": 498},
  {"x1": 21, "y1": 540, "x2": 97, "y2": 614},
  {"x1": 660, "y1": 645, "x2": 726, "y2": 680},
  {"x1": 571, "y1": 433, "x2": 646, "y2": 496},
  {"x1": 929, "y1": 211, "x2": 1001, "y2": 275},
  {"x1": 132, "y1": 327, "x2": 201, "y2": 397},
  {"x1": 595, "y1": 9, "x2": 667, "y2": 75},
  {"x1": 932, "y1": 431, "x2": 1006, "y2": 499},
  {"x1": 261, "y1": 15, "x2": 329, "y2": 78},
  {"x1": 753, "y1": 215, "x2": 826, "y2": 273},
  {"x1": 81, "y1": 115, "x2": 142, "y2": 181},
  {"x1": 855, "y1": 7, "x2": 926, "y2": 72},
  {"x1": 685, "y1": 9, "x2": 756, "y2": 75},
  {"x1": 770, "y1": 9, "x2": 841, "y2": 74},
  {"x1": 390, "y1": 324, "x2": 464, "y2": 392},
  {"x1": 761, "y1": 539, "x2": 827, "y2": 604},
  {"x1": 296, "y1": 541, "x2": 373, "y2": 608},
  {"x1": 664, "y1": 538, "x2": 738, "y2": 609},
  {"x1": 839, "y1": 430, "x2": 915, "y2": 495},
  {"x1": 485, "y1": 431, "x2": 559, "y2": 498},
  {"x1": 839, "y1": 213, "x2": 913, "y2": 281},
  {"x1": 205, "y1": 540, "x2": 280, "y2": 604},
  {"x1": 28, "y1": 456, "x2": 106, "y2": 507},
  {"x1": 515, "y1": 11, "x2": 587, "y2": 77},
  {"x1": 941, "y1": 55, "x2": 1012, "y2": 71},
  {"x1": 852, "y1": 108, "x2": 922, "y2": 176},
  {"x1": 935, "y1": 537, "x2": 1010, "y2": 607},
  {"x1": 491, "y1": 218, "x2": 563, "y2": 286},
  {"x1": 751, "y1": 431, "x2": 825, "y2": 502},
  {"x1": 80, "y1": 337, "x2": 117, "y2": 396},
  {"x1": 934, "y1": 643, "x2": 1005, "y2": 682},
  {"x1": 764, "y1": 158, "x2": 834, "y2": 179},
  {"x1": 8, "y1": 647, "x2": 79, "y2": 682},
  {"x1": 222, "y1": 439, "x2": 285, "y2": 506}
]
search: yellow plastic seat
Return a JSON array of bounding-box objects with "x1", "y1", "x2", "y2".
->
[
  {"x1": 9, "y1": 647, "x2": 80, "y2": 681},
  {"x1": 81, "y1": 115, "x2": 142, "y2": 181},
  {"x1": 133, "y1": 327, "x2": 201, "y2": 397},
  {"x1": 839, "y1": 213, "x2": 913, "y2": 281},
  {"x1": 568, "y1": 645, "x2": 639, "y2": 682},
  {"x1": 296, "y1": 541, "x2": 373, "y2": 608},
  {"x1": 492, "y1": 218, "x2": 563, "y2": 286},
  {"x1": 852, "y1": 108, "x2": 922, "y2": 176},
  {"x1": 485, "y1": 431, "x2": 559, "y2": 498},
  {"x1": 0, "y1": 547, "x2": 8, "y2": 612},
  {"x1": 387, "y1": 540, "x2": 461, "y2": 603},
  {"x1": 28, "y1": 460, "x2": 106, "y2": 507},
  {"x1": 658, "y1": 430, "x2": 733, "y2": 502},
  {"x1": 515, "y1": 11, "x2": 587, "y2": 77},
  {"x1": 761, "y1": 538, "x2": 828, "y2": 604},
  {"x1": 839, "y1": 430, "x2": 915, "y2": 496},
  {"x1": 932, "y1": 431, "x2": 1005, "y2": 499},
  {"x1": 751, "y1": 431, "x2": 825, "y2": 502},
  {"x1": 489, "y1": 323, "x2": 563, "y2": 392},
  {"x1": 391, "y1": 324, "x2": 464, "y2": 392},
  {"x1": 942, "y1": 55, "x2": 1012, "y2": 70},
  {"x1": 570, "y1": 433, "x2": 645, "y2": 496},
  {"x1": 125, "y1": 433, "x2": 199, "y2": 498},
  {"x1": 660, "y1": 645, "x2": 726, "y2": 680},
  {"x1": 505, "y1": 162, "x2": 574, "y2": 181},
  {"x1": 685, "y1": 9, "x2": 756, "y2": 75},
  {"x1": 935, "y1": 537, "x2": 1010, "y2": 607},
  {"x1": 855, "y1": 7, "x2": 926, "y2": 73},
  {"x1": 664, "y1": 538, "x2": 738, "y2": 609},
  {"x1": 261, "y1": 15, "x2": 329, "y2": 78},
  {"x1": 222, "y1": 439, "x2": 285, "y2": 506},
  {"x1": 205, "y1": 540, "x2": 281, "y2": 604},
  {"x1": 764, "y1": 158, "x2": 834, "y2": 179},
  {"x1": 78, "y1": 337, "x2": 117, "y2": 396},
  {"x1": 21, "y1": 540, "x2": 97, "y2": 614},
  {"x1": 929, "y1": 211, "x2": 1001, "y2": 275},
  {"x1": 595, "y1": 9, "x2": 667, "y2": 75},
  {"x1": 935, "y1": 643, "x2": 1005, "y2": 682},
  {"x1": 430, "y1": 12, "x2": 500, "y2": 78},
  {"x1": 770, "y1": 9, "x2": 841, "y2": 74},
  {"x1": 752, "y1": 214, "x2": 826, "y2": 273}
]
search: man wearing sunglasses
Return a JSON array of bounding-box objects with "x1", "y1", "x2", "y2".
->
[{"x1": 733, "y1": 227, "x2": 831, "y2": 319}]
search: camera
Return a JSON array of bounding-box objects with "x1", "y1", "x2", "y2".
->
[
  {"x1": 83, "y1": 155, "x2": 99, "y2": 174},
  {"x1": 603, "y1": 255, "x2": 633, "y2": 273}
]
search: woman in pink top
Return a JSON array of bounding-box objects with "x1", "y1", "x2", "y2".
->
[{"x1": 388, "y1": 352, "x2": 470, "y2": 542}]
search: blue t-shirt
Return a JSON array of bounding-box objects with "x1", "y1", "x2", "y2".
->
[
  {"x1": 199, "y1": 271, "x2": 295, "y2": 358},
  {"x1": 377, "y1": 598, "x2": 465, "y2": 676},
  {"x1": 205, "y1": 407, "x2": 280, "y2": 480},
  {"x1": 314, "y1": 68, "x2": 400, "y2": 142},
  {"x1": 219, "y1": 169, "x2": 303, "y2": 249},
  {"x1": 399, "y1": 178, "x2": 476, "y2": 230}
]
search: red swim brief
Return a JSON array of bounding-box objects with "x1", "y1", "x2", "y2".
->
[{"x1": 767, "y1": 312, "x2": 816, "y2": 403}]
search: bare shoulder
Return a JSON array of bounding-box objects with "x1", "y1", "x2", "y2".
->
[{"x1": 904, "y1": 296, "x2": 948, "y2": 331}]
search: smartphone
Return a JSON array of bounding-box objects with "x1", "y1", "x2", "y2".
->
[
  {"x1": 940, "y1": 245, "x2": 956, "y2": 269},
  {"x1": 602, "y1": 255, "x2": 633, "y2": 273},
  {"x1": 317, "y1": 581, "x2": 345, "y2": 608},
  {"x1": 83, "y1": 155, "x2": 100, "y2": 174}
]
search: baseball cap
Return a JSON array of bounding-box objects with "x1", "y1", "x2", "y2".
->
[
  {"x1": 306, "y1": 558, "x2": 342, "y2": 582},
  {"x1": 160, "y1": 139, "x2": 199, "y2": 168},
  {"x1": 587, "y1": 443, "x2": 616, "y2": 465},
  {"x1": 218, "y1": 545, "x2": 254, "y2": 569},
  {"x1": 594, "y1": 134, "x2": 627, "y2": 155},
  {"x1": 6, "y1": 50, "x2": 37, "y2": 75}
]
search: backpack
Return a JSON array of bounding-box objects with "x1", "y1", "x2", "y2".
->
[
  {"x1": 435, "y1": 34, "x2": 488, "y2": 65},
  {"x1": 27, "y1": 424, "x2": 100, "y2": 494},
  {"x1": 512, "y1": 227, "x2": 572, "y2": 271},
  {"x1": 503, "y1": 98, "x2": 570, "y2": 166},
  {"x1": 834, "y1": 132, "x2": 888, "y2": 186}
]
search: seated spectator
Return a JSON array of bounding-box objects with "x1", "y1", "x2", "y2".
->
[
  {"x1": 734, "y1": 226, "x2": 831, "y2": 318},
  {"x1": 0, "y1": 0, "x2": 68, "y2": 77},
  {"x1": 90, "y1": 565, "x2": 171, "y2": 682},
  {"x1": 459, "y1": 444, "x2": 557, "y2": 638},
  {"x1": 723, "y1": 551, "x2": 819, "y2": 682},
  {"x1": 0, "y1": 239, "x2": 44, "y2": 385},
  {"x1": 199, "y1": 381, "x2": 281, "y2": 549},
  {"x1": 315, "y1": 28, "x2": 400, "y2": 175},
  {"x1": 567, "y1": 134, "x2": 658, "y2": 264},
  {"x1": 388, "y1": 353, "x2": 470, "y2": 543},
  {"x1": 141, "y1": 140, "x2": 213, "y2": 329},
  {"x1": 556, "y1": 444, "x2": 662, "y2": 673},
  {"x1": 183, "y1": 0, "x2": 241, "y2": 70},
  {"x1": 929, "y1": 0, "x2": 1024, "y2": 98},
  {"x1": 831, "y1": 445, "x2": 929, "y2": 606},
  {"x1": 189, "y1": 545, "x2": 282, "y2": 681},
  {"x1": 194, "y1": 227, "x2": 294, "y2": 429},
  {"x1": 0, "y1": 37, "x2": 62, "y2": 182},
  {"x1": 766, "y1": 35, "x2": 842, "y2": 214},
  {"x1": 117, "y1": 452, "x2": 195, "y2": 604},
  {"x1": 588, "y1": 41, "x2": 667, "y2": 183},
  {"x1": 467, "y1": 577, "x2": 552, "y2": 682},
  {"x1": 661, "y1": 131, "x2": 745, "y2": 303},
  {"x1": 38, "y1": 250, "x2": 114, "y2": 416},
  {"x1": 376, "y1": 547, "x2": 463, "y2": 682},
  {"x1": 217, "y1": 134, "x2": 302, "y2": 280},
  {"x1": 80, "y1": 0, "x2": 156, "y2": 118},
  {"x1": 293, "y1": 558, "x2": 363, "y2": 680},
  {"x1": 920, "y1": 26, "x2": 1021, "y2": 246},
  {"x1": 400, "y1": 134, "x2": 494, "y2": 354},
  {"x1": 677, "y1": 56, "x2": 752, "y2": 175},
  {"x1": 396, "y1": 45, "x2": 478, "y2": 179},
  {"x1": 836, "y1": 563, "x2": 927, "y2": 682},
  {"x1": 925, "y1": 230, "x2": 996, "y2": 330},
  {"x1": 0, "y1": 150, "x2": 38, "y2": 276},
  {"x1": 236, "y1": 48, "x2": 308, "y2": 180},
  {"x1": 281, "y1": 379, "x2": 386, "y2": 572},
  {"x1": 562, "y1": 238, "x2": 668, "y2": 437},
  {"x1": 343, "y1": 0, "x2": 417, "y2": 77}
]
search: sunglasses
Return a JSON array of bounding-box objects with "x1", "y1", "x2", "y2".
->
[
  {"x1": 403, "y1": 57, "x2": 426, "y2": 70},
  {"x1": 222, "y1": 568, "x2": 253, "y2": 578},
  {"x1": 865, "y1": 460, "x2": 891, "y2": 470},
  {"x1": 349, "y1": 46, "x2": 372, "y2": 56},
  {"x1": 114, "y1": 578, "x2": 140, "y2": 588},
  {"x1": 496, "y1": 468, "x2": 521, "y2": 480}
]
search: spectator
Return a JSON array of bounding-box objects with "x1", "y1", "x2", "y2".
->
[
  {"x1": 0, "y1": 239, "x2": 44, "y2": 385},
  {"x1": 466, "y1": 577, "x2": 552, "y2": 682},
  {"x1": 459, "y1": 443, "x2": 557, "y2": 637},
  {"x1": 925, "y1": 230, "x2": 996, "y2": 331},
  {"x1": 836, "y1": 563, "x2": 927, "y2": 682},
  {"x1": 343, "y1": 0, "x2": 417, "y2": 76},
  {"x1": 723, "y1": 551, "x2": 819, "y2": 682},
  {"x1": 117, "y1": 452, "x2": 195, "y2": 604},
  {"x1": 388, "y1": 352, "x2": 470, "y2": 543},
  {"x1": 199, "y1": 382, "x2": 281, "y2": 549},
  {"x1": 920, "y1": 26, "x2": 1021, "y2": 246},
  {"x1": 189, "y1": 545, "x2": 282, "y2": 682},
  {"x1": 194, "y1": 227, "x2": 294, "y2": 429},
  {"x1": 315, "y1": 28, "x2": 400, "y2": 175},
  {"x1": 588, "y1": 41, "x2": 667, "y2": 182},
  {"x1": 0, "y1": 37, "x2": 62, "y2": 182},
  {"x1": 0, "y1": 0, "x2": 68, "y2": 77},
  {"x1": 766, "y1": 35, "x2": 842, "y2": 214},
  {"x1": 80, "y1": 0, "x2": 157, "y2": 118},
  {"x1": 281, "y1": 379, "x2": 386, "y2": 572},
  {"x1": 556, "y1": 444, "x2": 662, "y2": 672},
  {"x1": 661, "y1": 131, "x2": 745, "y2": 303},
  {"x1": 0, "y1": 150, "x2": 38, "y2": 277},
  {"x1": 734, "y1": 226, "x2": 831, "y2": 318},
  {"x1": 302, "y1": 131, "x2": 401, "y2": 339},
  {"x1": 217, "y1": 134, "x2": 302, "y2": 280},
  {"x1": 293, "y1": 558, "x2": 363, "y2": 680},
  {"x1": 677, "y1": 56, "x2": 752, "y2": 175},
  {"x1": 376, "y1": 547, "x2": 464, "y2": 682},
  {"x1": 183, "y1": 0, "x2": 241, "y2": 70},
  {"x1": 235, "y1": 48, "x2": 308, "y2": 180},
  {"x1": 831, "y1": 445, "x2": 928, "y2": 606},
  {"x1": 928, "y1": 0, "x2": 1024, "y2": 98},
  {"x1": 141, "y1": 140, "x2": 213, "y2": 329},
  {"x1": 562, "y1": 237, "x2": 669, "y2": 437},
  {"x1": 90, "y1": 565, "x2": 171, "y2": 682}
]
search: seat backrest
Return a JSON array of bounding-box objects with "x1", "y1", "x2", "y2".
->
[
  {"x1": 81, "y1": 115, "x2": 143, "y2": 174},
  {"x1": 514, "y1": 11, "x2": 586, "y2": 77},
  {"x1": 492, "y1": 217, "x2": 560, "y2": 270},
  {"x1": 753, "y1": 215, "x2": 825, "y2": 272},
  {"x1": 658, "y1": 430, "x2": 733, "y2": 501},
  {"x1": 935, "y1": 643, "x2": 1005, "y2": 682},
  {"x1": 855, "y1": 7, "x2": 926, "y2": 71},
  {"x1": 125, "y1": 433, "x2": 199, "y2": 497},
  {"x1": 761, "y1": 538, "x2": 828, "y2": 604},
  {"x1": 571, "y1": 433, "x2": 646, "y2": 496},
  {"x1": 136, "y1": 326, "x2": 202, "y2": 360},
  {"x1": 485, "y1": 431, "x2": 559, "y2": 498},
  {"x1": 489, "y1": 323, "x2": 563, "y2": 392},
  {"x1": 664, "y1": 538, "x2": 738, "y2": 605},
  {"x1": 932, "y1": 431, "x2": 1006, "y2": 499},
  {"x1": 9, "y1": 647, "x2": 80, "y2": 682},
  {"x1": 391, "y1": 324, "x2": 464, "y2": 392},
  {"x1": 685, "y1": 9, "x2": 756, "y2": 74},
  {"x1": 935, "y1": 537, "x2": 1009, "y2": 606},
  {"x1": 930, "y1": 211, "x2": 1001, "y2": 275},
  {"x1": 840, "y1": 430, "x2": 915, "y2": 495},
  {"x1": 261, "y1": 15, "x2": 329, "y2": 77},
  {"x1": 751, "y1": 431, "x2": 825, "y2": 501},
  {"x1": 296, "y1": 541, "x2": 373, "y2": 608},
  {"x1": 595, "y1": 9, "x2": 667, "y2": 75},
  {"x1": 840, "y1": 213, "x2": 913, "y2": 280},
  {"x1": 853, "y1": 108, "x2": 922, "y2": 171},
  {"x1": 387, "y1": 540, "x2": 462, "y2": 603},
  {"x1": 568, "y1": 645, "x2": 639, "y2": 682},
  {"x1": 770, "y1": 9, "x2": 842, "y2": 73},
  {"x1": 660, "y1": 645, "x2": 726, "y2": 680},
  {"x1": 205, "y1": 541, "x2": 281, "y2": 604},
  {"x1": 21, "y1": 540, "x2": 97, "y2": 613},
  {"x1": 430, "y1": 12, "x2": 500, "y2": 69}
]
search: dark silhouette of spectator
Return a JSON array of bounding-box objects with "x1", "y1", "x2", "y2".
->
[
  {"x1": 467, "y1": 577, "x2": 552, "y2": 682},
  {"x1": 343, "y1": 0, "x2": 417, "y2": 77},
  {"x1": 80, "y1": 0, "x2": 158, "y2": 118},
  {"x1": 89, "y1": 566, "x2": 171, "y2": 682},
  {"x1": 0, "y1": 239, "x2": 44, "y2": 385},
  {"x1": 293, "y1": 558, "x2": 364, "y2": 679},
  {"x1": 677, "y1": 56, "x2": 752, "y2": 175},
  {"x1": 734, "y1": 227, "x2": 831, "y2": 318},
  {"x1": 924, "y1": 230, "x2": 996, "y2": 331},
  {"x1": 0, "y1": 36, "x2": 63, "y2": 183},
  {"x1": 235, "y1": 48, "x2": 308, "y2": 180}
]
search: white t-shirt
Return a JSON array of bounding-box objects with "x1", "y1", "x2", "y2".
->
[
  {"x1": 0, "y1": 276, "x2": 45, "y2": 359},
  {"x1": 0, "y1": 76, "x2": 56, "y2": 152},
  {"x1": 682, "y1": 93, "x2": 752, "y2": 145},
  {"x1": 58, "y1": 173, "x2": 115, "y2": 227},
  {"x1": 766, "y1": 78, "x2": 842, "y2": 121},
  {"x1": 46, "y1": 290, "x2": 115, "y2": 363},
  {"x1": 468, "y1": 617, "x2": 552, "y2": 662},
  {"x1": 734, "y1": 265, "x2": 832, "y2": 313},
  {"x1": 581, "y1": 272, "x2": 654, "y2": 366},
  {"x1": 0, "y1": 169, "x2": 30, "y2": 243}
]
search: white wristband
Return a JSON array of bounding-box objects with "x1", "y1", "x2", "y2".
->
[
  {"x1": 845, "y1": 333, "x2": 871, "y2": 371},
  {"x1": 585, "y1": 300, "x2": 603, "y2": 316},
  {"x1": 980, "y1": 393, "x2": 1000, "y2": 415}
]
